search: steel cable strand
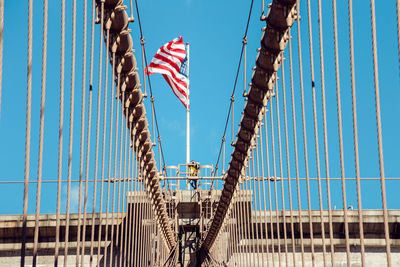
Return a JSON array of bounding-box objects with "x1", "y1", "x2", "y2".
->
[
  {"x1": 64, "y1": 0, "x2": 77, "y2": 264},
  {"x1": 96, "y1": 26, "x2": 111, "y2": 266},
  {"x1": 54, "y1": 0, "x2": 65, "y2": 263},
  {"x1": 348, "y1": 0, "x2": 366, "y2": 265},
  {"x1": 280, "y1": 60, "x2": 296, "y2": 266},
  {"x1": 275, "y1": 78, "x2": 289, "y2": 266},
  {"x1": 332, "y1": 0, "x2": 351, "y2": 265},
  {"x1": 255, "y1": 138, "x2": 266, "y2": 266},
  {"x1": 79, "y1": 0, "x2": 96, "y2": 263},
  {"x1": 305, "y1": 0, "x2": 327, "y2": 264},
  {"x1": 75, "y1": 0, "x2": 88, "y2": 265},
  {"x1": 32, "y1": 0, "x2": 48, "y2": 265},
  {"x1": 102, "y1": 50, "x2": 117, "y2": 266},
  {"x1": 288, "y1": 30, "x2": 305, "y2": 267},
  {"x1": 258, "y1": 120, "x2": 271, "y2": 267},
  {"x1": 264, "y1": 111, "x2": 276, "y2": 267},
  {"x1": 89, "y1": 2, "x2": 106, "y2": 264},
  {"x1": 316, "y1": 1, "x2": 335, "y2": 264},
  {"x1": 370, "y1": 0, "x2": 392, "y2": 265},
  {"x1": 21, "y1": 0, "x2": 32, "y2": 261},
  {"x1": 295, "y1": 1, "x2": 316, "y2": 265},
  {"x1": 269, "y1": 96, "x2": 282, "y2": 267}
]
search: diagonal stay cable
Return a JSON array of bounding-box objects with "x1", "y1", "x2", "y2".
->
[{"x1": 213, "y1": 0, "x2": 254, "y2": 176}]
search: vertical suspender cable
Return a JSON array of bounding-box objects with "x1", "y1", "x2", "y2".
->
[
  {"x1": 54, "y1": 0, "x2": 65, "y2": 264},
  {"x1": 103, "y1": 51, "x2": 115, "y2": 267},
  {"x1": 255, "y1": 136, "x2": 265, "y2": 265},
  {"x1": 269, "y1": 96, "x2": 282, "y2": 267},
  {"x1": 76, "y1": 0, "x2": 88, "y2": 265},
  {"x1": 127, "y1": 147, "x2": 135, "y2": 266},
  {"x1": 96, "y1": 26, "x2": 111, "y2": 266},
  {"x1": 109, "y1": 72, "x2": 121, "y2": 264},
  {"x1": 32, "y1": 0, "x2": 47, "y2": 265},
  {"x1": 135, "y1": 175, "x2": 141, "y2": 266},
  {"x1": 230, "y1": 192, "x2": 236, "y2": 264},
  {"x1": 89, "y1": 2, "x2": 105, "y2": 265},
  {"x1": 119, "y1": 105, "x2": 129, "y2": 267},
  {"x1": 370, "y1": 0, "x2": 391, "y2": 265},
  {"x1": 64, "y1": 0, "x2": 77, "y2": 264},
  {"x1": 264, "y1": 113, "x2": 276, "y2": 267},
  {"x1": 240, "y1": 168, "x2": 248, "y2": 265},
  {"x1": 295, "y1": 1, "x2": 316, "y2": 265},
  {"x1": 138, "y1": 175, "x2": 145, "y2": 266},
  {"x1": 244, "y1": 167, "x2": 252, "y2": 266},
  {"x1": 348, "y1": 1, "x2": 365, "y2": 265},
  {"x1": 281, "y1": 60, "x2": 296, "y2": 266},
  {"x1": 316, "y1": 1, "x2": 334, "y2": 264},
  {"x1": 114, "y1": 85, "x2": 126, "y2": 266},
  {"x1": 349, "y1": 0, "x2": 366, "y2": 266},
  {"x1": 306, "y1": 0, "x2": 327, "y2": 265},
  {"x1": 140, "y1": 37, "x2": 147, "y2": 97},
  {"x1": 231, "y1": 95, "x2": 235, "y2": 146},
  {"x1": 243, "y1": 37, "x2": 247, "y2": 96},
  {"x1": 122, "y1": 125, "x2": 133, "y2": 265},
  {"x1": 250, "y1": 149, "x2": 260, "y2": 265},
  {"x1": 80, "y1": 0, "x2": 96, "y2": 263},
  {"x1": 275, "y1": 79, "x2": 289, "y2": 266},
  {"x1": 21, "y1": 0, "x2": 33, "y2": 264},
  {"x1": 288, "y1": 32, "x2": 305, "y2": 267},
  {"x1": 258, "y1": 125, "x2": 270, "y2": 267},
  {"x1": 332, "y1": 1, "x2": 351, "y2": 265},
  {"x1": 133, "y1": 121, "x2": 141, "y2": 267},
  {"x1": 247, "y1": 157, "x2": 256, "y2": 265}
]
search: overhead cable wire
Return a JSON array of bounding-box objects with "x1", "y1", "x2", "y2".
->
[
  {"x1": 288, "y1": 30, "x2": 305, "y2": 267},
  {"x1": 32, "y1": 0, "x2": 48, "y2": 265},
  {"x1": 64, "y1": 0, "x2": 77, "y2": 264},
  {"x1": 306, "y1": 0, "x2": 327, "y2": 264},
  {"x1": 332, "y1": 0, "x2": 351, "y2": 265},
  {"x1": 54, "y1": 0, "x2": 65, "y2": 263},
  {"x1": 96, "y1": 25, "x2": 111, "y2": 266},
  {"x1": 348, "y1": 0, "x2": 366, "y2": 265},
  {"x1": 89, "y1": 1, "x2": 105, "y2": 264},
  {"x1": 370, "y1": 0, "x2": 392, "y2": 265},
  {"x1": 281, "y1": 60, "x2": 296, "y2": 266},
  {"x1": 295, "y1": 1, "x2": 316, "y2": 265},
  {"x1": 80, "y1": 0, "x2": 96, "y2": 263},
  {"x1": 275, "y1": 79, "x2": 289, "y2": 266},
  {"x1": 21, "y1": 0, "x2": 33, "y2": 262},
  {"x1": 316, "y1": 1, "x2": 335, "y2": 264},
  {"x1": 76, "y1": 0, "x2": 88, "y2": 264}
]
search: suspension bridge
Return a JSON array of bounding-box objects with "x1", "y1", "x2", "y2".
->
[{"x1": 0, "y1": 0, "x2": 399, "y2": 266}]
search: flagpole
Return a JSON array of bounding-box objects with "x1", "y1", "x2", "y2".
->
[{"x1": 186, "y1": 42, "x2": 190, "y2": 166}]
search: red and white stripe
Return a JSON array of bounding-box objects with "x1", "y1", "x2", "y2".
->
[{"x1": 146, "y1": 36, "x2": 189, "y2": 109}]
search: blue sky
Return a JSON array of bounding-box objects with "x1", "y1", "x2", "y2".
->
[{"x1": 0, "y1": 0, "x2": 399, "y2": 215}]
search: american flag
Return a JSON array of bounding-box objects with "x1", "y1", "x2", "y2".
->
[{"x1": 146, "y1": 36, "x2": 189, "y2": 109}]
